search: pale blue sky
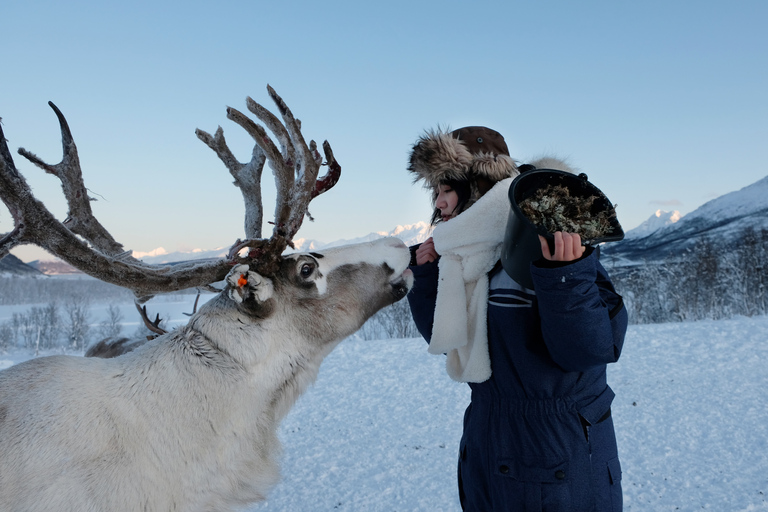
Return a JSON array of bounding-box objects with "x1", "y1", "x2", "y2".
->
[{"x1": 2, "y1": 0, "x2": 766, "y2": 262}]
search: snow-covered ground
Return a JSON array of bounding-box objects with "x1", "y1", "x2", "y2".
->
[{"x1": 1, "y1": 305, "x2": 766, "y2": 511}]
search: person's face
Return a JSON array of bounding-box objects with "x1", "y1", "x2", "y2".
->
[{"x1": 435, "y1": 183, "x2": 460, "y2": 222}]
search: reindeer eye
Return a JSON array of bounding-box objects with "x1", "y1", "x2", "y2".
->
[{"x1": 300, "y1": 263, "x2": 315, "y2": 278}]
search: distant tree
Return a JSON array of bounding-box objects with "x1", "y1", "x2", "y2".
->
[
  {"x1": 13, "y1": 310, "x2": 39, "y2": 351},
  {"x1": 38, "y1": 302, "x2": 61, "y2": 350},
  {"x1": 97, "y1": 303, "x2": 124, "y2": 340},
  {"x1": 5, "y1": 305, "x2": 57, "y2": 352},
  {"x1": 729, "y1": 227, "x2": 767, "y2": 316},
  {"x1": 0, "y1": 324, "x2": 13, "y2": 352},
  {"x1": 65, "y1": 296, "x2": 92, "y2": 351}
]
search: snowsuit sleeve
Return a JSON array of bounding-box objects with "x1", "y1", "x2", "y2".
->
[
  {"x1": 406, "y1": 257, "x2": 440, "y2": 344},
  {"x1": 530, "y1": 250, "x2": 628, "y2": 372}
]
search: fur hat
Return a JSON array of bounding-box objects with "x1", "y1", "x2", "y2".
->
[{"x1": 408, "y1": 126, "x2": 518, "y2": 206}]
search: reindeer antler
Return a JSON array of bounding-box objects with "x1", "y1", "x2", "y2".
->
[
  {"x1": 0, "y1": 86, "x2": 340, "y2": 298},
  {"x1": 196, "y1": 85, "x2": 340, "y2": 275}
]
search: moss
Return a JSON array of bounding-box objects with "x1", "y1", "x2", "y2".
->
[{"x1": 518, "y1": 184, "x2": 617, "y2": 240}]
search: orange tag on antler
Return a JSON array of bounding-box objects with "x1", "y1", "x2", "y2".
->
[{"x1": 237, "y1": 274, "x2": 248, "y2": 288}]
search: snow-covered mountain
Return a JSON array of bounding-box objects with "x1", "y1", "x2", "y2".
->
[
  {"x1": 602, "y1": 175, "x2": 768, "y2": 266},
  {"x1": 100, "y1": 222, "x2": 433, "y2": 266},
  {"x1": 292, "y1": 222, "x2": 432, "y2": 252},
  {"x1": 4, "y1": 223, "x2": 434, "y2": 273},
  {"x1": 624, "y1": 210, "x2": 682, "y2": 239},
  {"x1": 130, "y1": 247, "x2": 230, "y2": 265}
]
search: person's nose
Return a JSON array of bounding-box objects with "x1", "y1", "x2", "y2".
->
[{"x1": 436, "y1": 191, "x2": 447, "y2": 209}]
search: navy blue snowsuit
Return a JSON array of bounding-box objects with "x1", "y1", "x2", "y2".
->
[{"x1": 407, "y1": 247, "x2": 627, "y2": 511}]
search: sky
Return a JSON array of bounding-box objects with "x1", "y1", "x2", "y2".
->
[{"x1": 2, "y1": 0, "x2": 766, "y2": 262}]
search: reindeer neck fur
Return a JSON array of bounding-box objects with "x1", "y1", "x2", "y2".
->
[{"x1": 183, "y1": 288, "x2": 341, "y2": 425}]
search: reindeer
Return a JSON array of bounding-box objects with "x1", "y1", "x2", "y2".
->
[{"x1": 0, "y1": 86, "x2": 413, "y2": 511}]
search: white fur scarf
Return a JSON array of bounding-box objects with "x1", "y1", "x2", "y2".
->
[{"x1": 428, "y1": 177, "x2": 513, "y2": 382}]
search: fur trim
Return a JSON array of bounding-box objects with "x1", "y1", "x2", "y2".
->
[
  {"x1": 408, "y1": 128, "x2": 517, "y2": 191},
  {"x1": 472, "y1": 153, "x2": 517, "y2": 183},
  {"x1": 408, "y1": 129, "x2": 473, "y2": 188},
  {"x1": 527, "y1": 156, "x2": 577, "y2": 174}
]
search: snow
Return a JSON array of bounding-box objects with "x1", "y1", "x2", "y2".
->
[{"x1": 1, "y1": 306, "x2": 766, "y2": 511}]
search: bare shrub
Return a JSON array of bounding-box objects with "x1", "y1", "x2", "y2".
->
[
  {"x1": 96, "y1": 303, "x2": 124, "y2": 340},
  {"x1": 358, "y1": 299, "x2": 419, "y2": 340},
  {"x1": 610, "y1": 227, "x2": 768, "y2": 323}
]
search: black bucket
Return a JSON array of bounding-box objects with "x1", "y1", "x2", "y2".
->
[{"x1": 500, "y1": 169, "x2": 624, "y2": 289}]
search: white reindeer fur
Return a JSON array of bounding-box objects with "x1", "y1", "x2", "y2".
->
[{"x1": 0, "y1": 237, "x2": 412, "y2": 512}]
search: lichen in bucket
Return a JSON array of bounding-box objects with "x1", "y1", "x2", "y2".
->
[{"x1": 518, "y1": 184, "x2": 617, "y2": 240}]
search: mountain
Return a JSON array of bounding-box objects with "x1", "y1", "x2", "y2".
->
[
  {"x1": 24, "y1": 222, "x2": 434, "y2": 268},
  {"x1": 28, "y1": 259, "x2": 82, "y2": 275},
  {"x1": 602, "y1": 175, "x2": 768, "y2": 266},
  {"x1": 130, "y1": 247, "x2": 230, "y2": 265},
  {"x1": 293, "y1": 222, "x2": 432, "y2": 252},
  {"x1": 0, "y1": 254, "x2": 42, "y2": 276},
  {"x1": 624, "y1": 210, "x2": 682, "y2": 239}
]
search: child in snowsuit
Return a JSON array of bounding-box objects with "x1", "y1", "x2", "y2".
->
[{"x1": 406, "y1": 126, "x2": 628, "y2": 511}]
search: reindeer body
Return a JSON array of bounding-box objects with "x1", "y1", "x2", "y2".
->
[{"x1": 0, "y1": 238, "x2": 413, "y2": 511}]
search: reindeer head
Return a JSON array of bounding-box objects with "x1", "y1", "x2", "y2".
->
[{"x1": 222, "y1": 238, "x2": 412, "y2": 339}]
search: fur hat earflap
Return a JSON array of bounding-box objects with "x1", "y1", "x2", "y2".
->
[{"x1": 408, "y1": 126, "x2": 518, "y2": 194}]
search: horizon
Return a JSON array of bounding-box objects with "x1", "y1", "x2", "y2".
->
[
  {"x1": 6, "y1": 171, "x2": 765, "y2": 263},
  {"x1": 3, "y1": 1, "x2": 767, "y2": 263},
  {"x1": 2, "y1": 205, "x2": 690, "y2": 265}
]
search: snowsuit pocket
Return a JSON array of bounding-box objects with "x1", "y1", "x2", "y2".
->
[
  {"x1": 495, "y1": 457, "x2": 571, "y2": 511},
  {"x1": 606, "y1": 457, "x2": 622, "y2": 511}
]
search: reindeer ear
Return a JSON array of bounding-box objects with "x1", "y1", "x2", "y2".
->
[{"x1": 226, "y1": 264, "x2": 274, "y2": 304}]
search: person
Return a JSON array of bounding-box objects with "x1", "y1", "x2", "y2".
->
[{"x1": 406, "y1": 126, "x2": 628, "y2": 511}]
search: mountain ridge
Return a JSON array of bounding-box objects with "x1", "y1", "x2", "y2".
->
[
  {"x1": 7, "y1": 174, "x2": 767, "y2": 274},
  {"x1": 602, "y1": 175, "x2": 768, "y2": 265}
]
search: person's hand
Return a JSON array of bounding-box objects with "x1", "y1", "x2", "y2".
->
[
  {"x1": 415, "y1": 237, "x2": 439, "y2": 265},
  {"x1": 539, "y1": 232, "x2": 586, "y2": 262}
]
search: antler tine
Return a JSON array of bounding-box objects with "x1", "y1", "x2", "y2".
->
[
  {"x1": 244, "y1": 96, "x2": 295, "y2": 169},
  {"x1": 135, "y1": 303, "x2": 167, "y2": 338},
  {"x1": 195, "y1": 125, "x2": 266, "y2": 239},
  {"x1": 314, "y1": 140, "x2": 341, "y2": 199},
  {"x1": 17, "y1": 102, "x2": 125, "y2": 256},
  {"x1": 262, "y1": 86, "x2": 326, "y2": 241},
  {"x1": 0, "y1": 120, "x2": 26, "y2": 259}
]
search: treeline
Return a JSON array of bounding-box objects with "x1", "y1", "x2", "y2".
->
[
  {"x1": 0, "y1": 300, "x2": 128, "y2": 354},
  {"x1": 608, "y1": 227, "x2": 767, "y2": 324},
  {"x1": 2, "y1": 227, "x2": 764, "y2": 351}
]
